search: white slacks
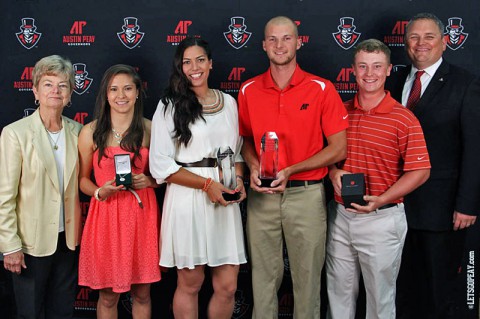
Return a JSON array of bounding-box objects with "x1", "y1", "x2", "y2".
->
[{"x1": 326, "y1": 202, "x2": 407, "y2": 319}]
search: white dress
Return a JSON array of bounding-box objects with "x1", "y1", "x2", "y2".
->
[{"x1": 150, "y1": 91, "x2": 247, "y2": 269}]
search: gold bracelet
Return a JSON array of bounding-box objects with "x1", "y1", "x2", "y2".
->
[{"x1": 94, "y1": 188, "x2": 106, "y2": 201}]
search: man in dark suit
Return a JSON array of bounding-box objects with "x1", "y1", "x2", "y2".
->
[{"x1": 386, "y1": 12, "x2": 480, "y2": 318}]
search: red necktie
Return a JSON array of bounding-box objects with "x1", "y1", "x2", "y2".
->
[{"x1": 406, "y1": 70, "x2": 425, "y2": 110}]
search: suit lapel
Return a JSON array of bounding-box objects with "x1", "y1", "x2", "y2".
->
[
  {"x1": 63, "y1": 117, "x2": 78, "y2": 192},
  {"x1": 414, "y1": 61, "x2": 449, "y2": 117},
  {"x1": 31, "y1": 110, "x2": 60, "y2": 192},
  {"x1": 388, "y1": 66, "x2": 410, "y2": 102}
]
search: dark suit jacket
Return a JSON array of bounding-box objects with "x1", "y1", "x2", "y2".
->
[{"x1": 386, "y1": 60, "x2": 480, "y2": 231}]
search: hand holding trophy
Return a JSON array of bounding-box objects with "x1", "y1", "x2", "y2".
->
[
  {"x1": 217, "y1": 146, "x2": 240, "y2": 201},
  {"x1": 259, "y1": 131, "x2": 279, "y2": 188}
]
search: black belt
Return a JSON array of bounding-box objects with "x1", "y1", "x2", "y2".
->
[
  {"x1": 176, "y1": 158, "x2": 217, "y2": 167},
  {"x1": 378, "y1": 203, "x2": 398, "y2": 210},
  {"x1": 285, "y1": 180, "x2": 323, "y2": 188}
]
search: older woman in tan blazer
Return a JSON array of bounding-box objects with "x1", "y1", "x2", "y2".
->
[{"x1": 0, "y1": 55, "x2": 82, "y2": 319}]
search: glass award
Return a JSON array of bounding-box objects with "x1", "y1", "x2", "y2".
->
[
  {"x1": 114, "y1": 154, "x2": 132, "y2": 186},
  {"x1": 217, "y1": 146, "x2": 240, "y2": 201},
  {"x1": 259, "y1": 132, "x2": 279, "y2": 187}
]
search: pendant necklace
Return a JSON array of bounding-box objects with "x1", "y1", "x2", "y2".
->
[
  {"x1": 46, "y1": 129, "x2": 61, "y2": 150},
  {"x1": 112, "y1": 128, "x2": 124, "y2": 144}
]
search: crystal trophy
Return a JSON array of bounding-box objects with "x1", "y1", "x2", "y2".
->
[
  {"x1": 114, "y1": 154, "x2": 132, "y2": 186},
  {"x1": 217, "y1": 146, "x2": 240, "y2": 201},
  {"x1": 259, "y1": 132, "x2": 279, "y2": 187}
]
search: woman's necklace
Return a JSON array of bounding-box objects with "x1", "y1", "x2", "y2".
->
[
  {"x1": 201, "y1": 89, "x2": 224, "y2": 115},
  {"x1": 112, "y1": 128, "x2": 124, "y2": 144},
  {"x1": 46, "y1": 129, "x2": 61, "y2": 150}
]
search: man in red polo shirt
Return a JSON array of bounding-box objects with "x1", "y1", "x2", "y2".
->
[
  {"x1": 238, "y1": 16, "x2": 348, "y2": 318},
  {"x1": 326, "y1": 39, "x2": 431, "y2": 318}
]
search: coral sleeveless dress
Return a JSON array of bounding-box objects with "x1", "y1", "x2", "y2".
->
[{"x1": 78, "y1": 147, "x2": 160, "y2": 293}]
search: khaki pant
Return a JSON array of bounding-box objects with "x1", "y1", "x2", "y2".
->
[
  {"x1": 247, "y1": 183, "x2": 327, "y2": 319},
  {"x1": 326, "y1": 202, "x2": 407, "y2": 319}
]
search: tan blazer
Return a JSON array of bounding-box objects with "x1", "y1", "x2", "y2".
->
[{"x1": 0, "y1": 109, "x2": 82, "y2": 257}]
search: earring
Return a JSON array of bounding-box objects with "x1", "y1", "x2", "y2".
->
[
  {"x1": 136, "y1": 96, "x2": 139, "y2": 99},
  {"x1": 34, "y1": 99, "x2": 39, "y2": 106},
  {"x1": 65, "y1": 101, "x2": 72, "y2": 108}
]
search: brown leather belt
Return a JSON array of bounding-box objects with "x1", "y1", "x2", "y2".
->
[
  {"x1": 176, "y1": 158, "x2": 217, "y2": 167},
  {"x1": 285, "y1": 180, "x2": 323, "y2": 188}
]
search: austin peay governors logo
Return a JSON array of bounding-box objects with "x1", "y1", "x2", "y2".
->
[
  {"x1": 392, "y1": 64, "x2": 406, "y2": 73},
  {"x1": 224, "y1": 17, "x2": 252, "y2": 49},
  {"x1": 220, "y1": 67, "x2": 246, "y2": 93},
  {"x1": 384, "y1": 20, "x2": 408, "y2": 47},
  {"x1": 14, "y1": 66, "x2": 34, "y2": 92},
  {"x1": 16, "y1": 18, "x2": 42, "y2": 49},
  {"x1": 232, "y1": 290, "x2": 250, "y2": 319},
  {"x1": 117, "y1": 17, "x2": 145, "y2": 49},
  {"x1": 444, "y1": 17, "x2": 469, "y2": 50},
  {"x1": 166, "y1": 20, "x2": 200, "y2": 46},
  {"x1": 73, "y1": 63, "x2": 93, "y2": 95},
  {"x1": 63, "y1": 20, "x2": 95, "y2": 46},
  {"x1": 334, "y1": 65, "x2": 358, "y2": 94},
  {"x1": 332, "y1": 17, "x2": 361, "y2": 50},
  {"x1": 294, "y1": 20, "x2": 310, "y2": 46}
]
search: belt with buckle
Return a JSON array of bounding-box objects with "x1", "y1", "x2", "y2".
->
[
  {"x1": 377, "y1": 203, "x2": 398, "y2": 210},
  {"x1": 285, "y1": 180, "x2": 323, "y2": 188},
  {"x1": 176, "y1": 158, "x2": 217, "y2": 167}
]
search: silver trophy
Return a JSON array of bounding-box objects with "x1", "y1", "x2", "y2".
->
[
  {"x1": 217, "y1": 146, "x2": 240, "y2": 201},
  {"x1": 259, "y1": 132, "x2": 279, "y2": 187}
]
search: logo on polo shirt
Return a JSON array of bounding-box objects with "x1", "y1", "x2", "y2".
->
[
  {"x1": 332, "y1": 17, "x2": 361, "y2": 50},
  {"x1": 384, "y1": 20, "x2": 408, "y2": 47},
  {"x1": 16, "y1": 18, "x2": 42, "y2": 49},
  {"x1": 14, "y1": 66, "x2": 34, "y2": 92},
  {"x1": 444, "y1": 17, "x2": 469, "y2": 50},
  {"x1": 300, "y1": 103, "x2": 309, "y2": 110},
  {"x1": 224, "y1": 16, "x2": 252, "y2": 49},
  {"x1": 63, "y1": 20, "x2": 95, "y2": 46},
  {"x1": 73, "y1": 63, "x2": 93, "y2": 95},
  {"x1": 117, "y1": 17, "x2": 145, "y2": 49}
]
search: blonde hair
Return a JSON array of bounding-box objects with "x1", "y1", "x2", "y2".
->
[{"x1": 32, "y1": 55, "x2": 74, "y2": 91}]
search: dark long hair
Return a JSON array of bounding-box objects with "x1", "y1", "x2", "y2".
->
[
  {"x1": 161, "y1": 37, "x2": 212, "y2": 146},
  {"x1": 93, "y1": 64, "x2": 145, "y2": 165}
]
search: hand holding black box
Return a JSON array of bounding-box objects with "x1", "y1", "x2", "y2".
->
[
  {"x1": 114, "y1": 154, "x2": 132, "y2": 186},
  {"x1": 341, "y1": 173, "x2": 367, "y2": 209}
]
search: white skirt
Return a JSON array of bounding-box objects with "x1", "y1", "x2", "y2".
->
[{"x1": 159, "y1": 167, "x2": 247, "y2": 269}]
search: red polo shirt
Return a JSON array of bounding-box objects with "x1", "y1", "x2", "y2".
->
[
  {"x1": 238, "y1": 65, "x2": 348, "y2": 180},
  {"x1": 334, "y1": 91, "x2": 431, "y2": 204}
]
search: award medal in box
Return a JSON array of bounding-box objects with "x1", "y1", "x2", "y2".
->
[{"x1": 114, "y1": 154, "x2": 132, "y2": 186}]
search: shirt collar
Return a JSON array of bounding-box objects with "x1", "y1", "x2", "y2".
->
[
  {"x1": 408, "y1": 57, "x2": 443, "y2": 79},
  {"x1": 353, "y1": 90, "x2": 396, "y2": 114},
  {"x1": 263, "y1": 64, "x2": 306, "y2": 90}
]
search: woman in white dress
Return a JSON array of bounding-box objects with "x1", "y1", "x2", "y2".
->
[{"x1": 149, "y1": 37, "x2": 247, "y2": 318}]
